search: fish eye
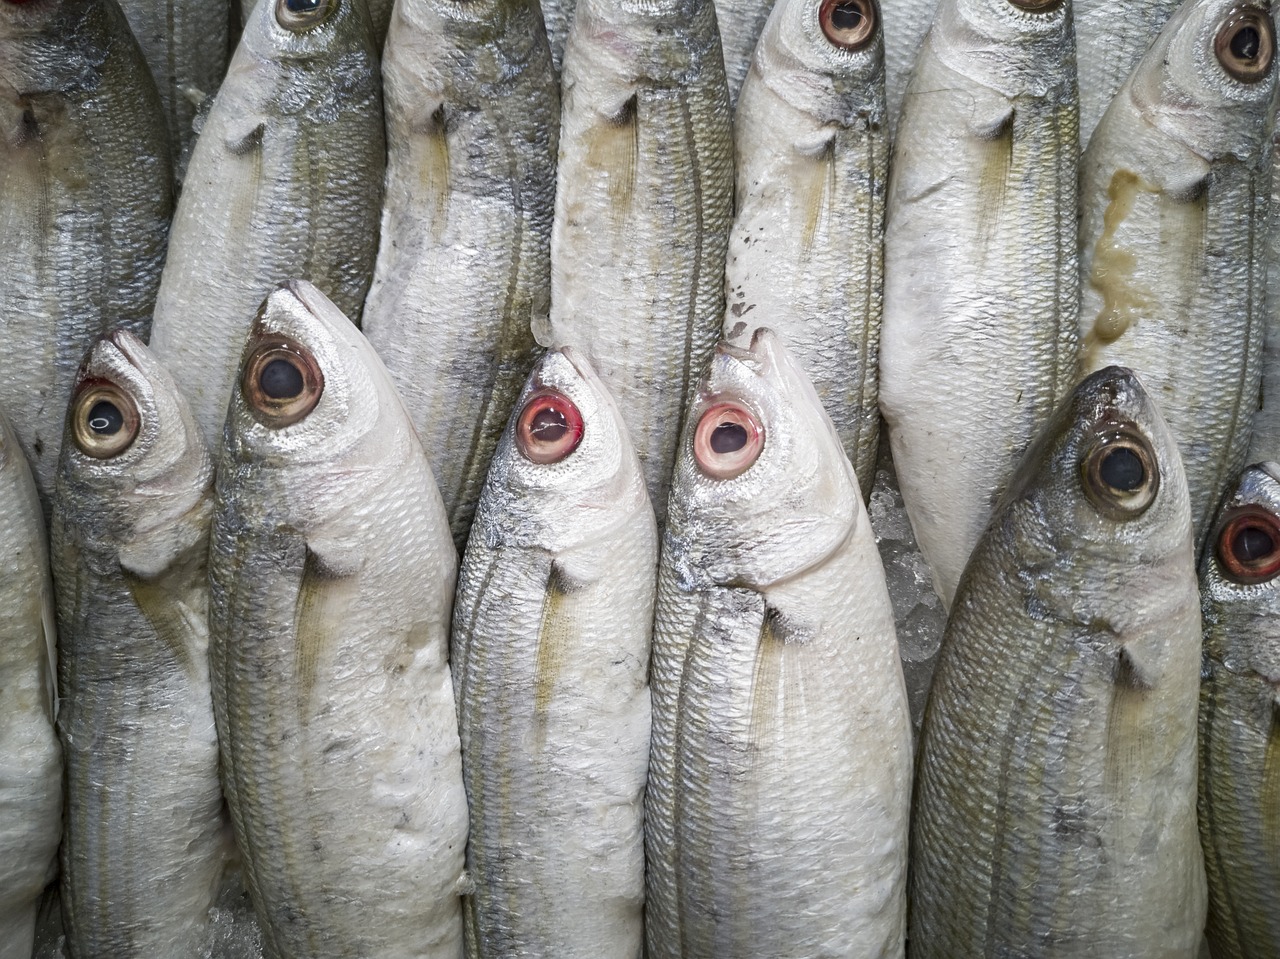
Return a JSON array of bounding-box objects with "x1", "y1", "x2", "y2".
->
[
  {"x1": 71, "y1": 382, "x2": 140, "y2": 459},
  {"x1": 1217, "y1": 506, "x2": 1280, "y2": 584},
  {"x1": 276, "y1": 0, "x2": 336, "y2": 32},
  {"x1": 1215, "y1": 7, "x2": 1274, "y2": 82},
  {"x1": 693, "y1": 401, "x2": 764, "y2": 480},
  {"x1": 242, "y1": 336, "x2": 324, "y2": 428},
  {"x1": 1081, "y1": 429, "x2": 1159, "y2": 519},
  {"x1": 515, "y1": 388, "x2": 584, "y2": 465},
  {"x1": 1006, "y1": 0, "x2": 1062, "y2": 12},
  {"x1": 819, "y1": 0, "x2": 878, "y2": 51}
]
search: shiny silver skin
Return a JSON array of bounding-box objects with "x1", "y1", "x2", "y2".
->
[
  {"x1": 541, "y1": 0, "x2": 734, "y2": 527},
  {"x1": 880, "y1": 0, "x2": 1079, "y2": 609},
  {"x1": 646, "y1": 329, "x2": 912, "y2": 959},
  {"x1": 716, "y1": 0, "x2": 777, "y2": 103},
  {"x1": 880, "y1": 0, "x2": 936, "y2": 131},
  {"x1": 540, "y1": 0, "x2": 573, "y2": 69},
  {"x1": 1079, "y1": 0, "x2": 1277, "y2": 551},
  {"x1": 1198, "y1": 463, "x2": 1280, "y2": 958},
  {"x1": 209, "y1": 280, "x2": 467, "y2": 959},
  {"x1": 242, "y1": 0, "x2": 394, "y2": 46},
  {"x1": 910, "y1": 367, "x2": 1207, "y2": 957},
  {"x1": 364, "y1": 0, "x2": 557, "y2": 551},
  {"x1": 0, "y1": 411, "x2": 59, "y2": 959},
  {"x1": 149, "y1": 0, "x2": 384, "y2": 446},
  {"x1": 0, "y1": 0, "x2": 173, "y2": 505},
  {"x1": 725, "y1": 0, "x2": 887, "y2": 498},
  {"x1": 53, "y1": 331, "x2": 230, "y2": 959},
  {"x1": 452, "y1": 349, "x2": 655, "y2": 959}
]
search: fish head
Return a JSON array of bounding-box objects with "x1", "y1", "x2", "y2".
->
[
  {"x1": 241, "y1": 0, "x2": 377, "y2": 76},
  {"x1": 1128, "y1": 0, "x2": 1276, "y2": 162},
  {"x1": 571, "y1": 0, "x2": 709, "y2": 83},
  {"x1": 472, "y1": 348, "x2": 651, "y2": 554},
  {"x1": 931, "y1": 0, "x2": 1073, "y2": 98},
  {"x1": 666, "y1": 328, "x2": 860, "y2": 593}
]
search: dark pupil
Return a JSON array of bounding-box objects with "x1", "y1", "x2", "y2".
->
[
  {"x1": 87, "y1": 401, "x2": 123, "y2": 435},
  {"x1": 830, "y1": 1, "x2": 864, "y2": 30},
  {"x1": 530, "y1": 407, "x2": 568, "y2": 443},
  {"x1": 285, "y1": 0, "x2": 323, "y2": 11},
  {"x1": 710, "y1": 422, "x2": 748, "y2": 454},
  {"x1": 1232, "y1": 24, "x2": 1261, "y2": 61},
  {"x1": 1099, "y1": 446, "x2": 1144, "y2": 492},
  {"x1": 1233, "y1": 525, "x2": 1275, "y2": 564},
  {"x1": 260, "y1": 358, "x2": 304, "y2": 400}
]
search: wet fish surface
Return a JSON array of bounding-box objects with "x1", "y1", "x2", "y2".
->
[
  {"x1": 209, "y1": 280, "x2": 468, "y2": 959},
  {"x1": 879, "y1": 0, "x2": 936, "y2": 131},
  {"x1": 716, "y1": 0, "x2": 778, "y2": 103},
  {"x1": 910, "y1": 366, "x2": 1207, "y2": 957},
  {"x1": 646, "y1": 329, "x2": 912, "y2": 959}
]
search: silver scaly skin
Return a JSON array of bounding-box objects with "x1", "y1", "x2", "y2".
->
[
  {"x1": 715, "y1": 0, "x2": 777, "y2": 104},
  {"x1": 209, "y1": 280, "x2": 468, "y2": 959},
  {"x1": 0, "y1": 411, "x2": 59, "y2": 959},
  {"x1": 647, "y1": 329, "x2": 911, "y2": 959},
  {"x1": 879, "y1": 0, "x2": 936, "y2": 131},
  {"x1": 452, "y1": 349, "x2": 655, "y2": 959},
  {"x1": 0, "y1": 0, "x2": 173, "y2": 507},
  {"x1": 880, "y1": 0, "x2": 1079, "y2": 611},
  {"x1": 149, "y1": 0, "x2": 384, "y2": 447},
  {"x1": 541, "y1": 0, "x2": 734, "y2": 528},
  {"x1": 364, "y1": 0, "x2": 557, "y2": 551},
  {"x1": 1079, "y1": 0, "x2": 1277, "y2": 552},
  {"x1": 539, "y1": 0, "x2": 573, "y2": 69},
  {"x1": 910, "y1": 366, "x2": 1207, "y2": 957},
  {"x1": 725, "y1": 0, "x2": 886, "y2": 499},
  {"x1": 1198, "y1": 463, "x2": 1280, "y2": 959},
  {"x1": 53, "y1": 331, "x2": 231, "y2": 958}
]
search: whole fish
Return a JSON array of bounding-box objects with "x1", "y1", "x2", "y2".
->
[
  {"x1": 209, "y1": 280, "x2": 468, "y2": 959},
  {"x1": 646, "y1": 329, "x2": 912, "y2": 959},
  {"x1": 0, "y1": 0, "x2": 173, "y2": 504},
  {"x1": 910, "y1": 366, "x2": 1206, "y2": 957},
  {"x1": 1199, "y1": 462, "x2": 1280, "y2": 958},
  {"x1": 716, "y1": 0, "x2": 778, "y2": 103},
  {"x1": 879, "y1": 0, "x2": 936, "y2": 131},
  {"x1": 149, "y1": 0, "x2": 384, "y2": 446},
  {"x1": 880, "y1": 0, "x2": 1079, "y2": 609},
  {"x1": 452, "y1": 348, "x2": 655, "y2": 959},
  {"x1": 364, "y1": 0, "x2": 558, "y2": 551},
  {"x1": 0, "y1": 412, "x2": 60, "y2": 959},
  {"x1": 53, "y1": 330, "x2": 230, "y2": 959},
  {"x1": 725, "y1": 0, "x2": 886, "y2": 498},
  {"x1": 540, "y1": 0, "x2": 734, "y2": 526},
  {"x1": 1078, "y1": 0, "x2": 1276, "y2": 550}
]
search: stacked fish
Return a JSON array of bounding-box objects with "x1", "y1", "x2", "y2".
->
[{"x1": 2, "y1": 0, "x2": 1280, "y2": 954}]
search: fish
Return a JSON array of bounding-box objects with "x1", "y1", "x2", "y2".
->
[
  {"x1": 1078, "y1": 0, "x2": 1276, "y2": 551},
  {"x1": 452, "y1": 348, "x2": 655, "y2": 959},
  {"x1": 148, "y1": 0, "x2": 384, "y2": 446},
  {"x1": 646, "y1": 329, "x2": 912, "y2": 959},
  {"x1": 910, "y1": 366, "x2": 1207, "y2": 957},
  {"x1": 539, "y1": 0, "x2": 734, "y2": 527},
  {"x1": 541, "y1": 0, "x2": 574, "y2": 69},
  {"x1": 1198, "y1": 462, "x2": 1280, "y2": 958},
  {"x1": 716, "y1": 0, "x2": 778, "y2": 104},
  {"x1": 878, "y1": 0, "x2": 937, "y2": 131},
  {"x1": 52, "y1": 330, "x2": 231, "y2": 958},
  {"x1": 0, "y1": 0, "x2": 174, "y2": 505},
  {"x1": 241, "y1": 0, "x2": 394, "y2": 46},
  {"x1": 208, "y1": 280, "x2": 468, "y2": 959},
  {"x1": 725, "y1": 0, "x2": 887, "y2": 499},
  {"x1": 879, "y1": 0, "x2": 1079, "y2": 609},
  {"x1": 0, "y1": 411, "x2": 60, "y2": 959},
  {"x1": 1249, "y1": 137, "x2": 1280, "y2": 465},
  {"x1": 363, "y1": 0, "x2": 558, "y2": 551}
]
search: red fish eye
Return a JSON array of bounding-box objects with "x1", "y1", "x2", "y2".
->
[
  {"x1": 1218, "y1": 506, "x2": 1280, "y2": 585},
  {"x1": 819, "y1": 0, "x2": 877, "y2": 50},
  {"x1": 515, "y1": 388, "x2": 584, "y2": 464},
  {"x1": 693, "y1": 402, "x2": 764, "y2": 480}
]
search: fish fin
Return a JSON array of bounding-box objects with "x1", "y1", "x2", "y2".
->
[
  {"x1": 225, "y1": 117, "x2": 267, "y2": 155},
  {"x1": 584, "y1": 92, "x2": 639, "y2": 216},
  {"x1": 0, "y1": 89, "x2": 36, "y2": 148},
  {"x1": 968, "y1": 98, "x2": 1014, "y2": 142},
  {"x1": 124, "y1": 572, "x2": 203, "y2": 677},
  {"x1": 1113, "y1": 646, "x2": 1154, "y2": 691},
  {"x1": 415, "y1": 104, "x2": 451, "y2": 236},
  {"x1": 792, "y1": 127, "x2": 838, "y2": 159},
  {"x1": 293, "y1": 541, "x2": 365, "y2": 718},
  {"x1": 533, "y1": 561, "x2": 577, "y2": 716},
  {"x1": 795, "y1": 135, "x2": 837, "y2": 254}
]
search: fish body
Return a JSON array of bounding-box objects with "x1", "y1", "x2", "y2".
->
[
  {"x1": 542, "y1": 0, "x2": 734, "y2": 525},
  {"x1": 0, "y1": 0, "x2": 173, "y2": 503},
  {"x1": 452, "y1": 349, "x2": 654, "y2": 959},
  {"x1": 910, "y1": 366, "x2": 1207, "y2": 957},
  {"x1": 53, "y1": 331, "x2": 229, "y2": 958},
  {"x1": 364, "y1": 0, "x2": 558, "y2": 550},
  {"x1": 1078, "y1": 0, "x2": 1276, "y2": 549},
  {"x1": 879, "y1": 0, "x2": 936, "y2": 130},
  {"x1": 716, "y1": 0, "x2": 777, "y2": 103},
  {"x1": 0, "y1": 412, "x2": 59, "y2": 959},
  {"x1": 541, "y1": 0, "x2": 574, "y2": 69},
  {"x1": 209, "y1": 281, "x2": 467, "y2": 959},
  {"x1": 880, "y1": 0, "x2": 1079, "y2": 608},
  {"x1": 149, "y1": 0, "x2": 384, "y2": 446},
  {"x1": 725, "y1": 0, "x2": 887, "y2": 497},
  {"x1": 646, "y1": 329, "x2": 911, "y2": 959}
]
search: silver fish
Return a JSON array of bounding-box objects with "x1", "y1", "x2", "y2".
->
[
  {"x1": 646, "y1": 329, "x2": 912, "y2": 959},
  {"x1": 452, "y1": 348, "x2": 654, "y2": 959},
  {"x1": 363, "y1": 0, "x2": 558, "y2": 551},
  {"x1": 209, "y1": 280, "x2": 468, "y2": 959},
  {"x1": 149, "y1": 0, "x2": 384, "y2": 446},
  {"x1": 53, "y1": 330, "x2": 230, "y2": 958},
  {"x1": 910, "y1": 366, "x2": 1206, "y2": 957}
]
